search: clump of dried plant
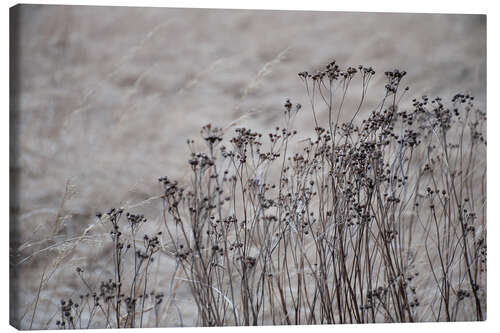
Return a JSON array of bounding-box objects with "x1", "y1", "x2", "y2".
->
[{"x1": 39, "y1": 60, "x2": 486, "y2": 328}]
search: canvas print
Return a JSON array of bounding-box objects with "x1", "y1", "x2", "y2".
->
[{"x1": 10, "y1": 4, "x2": 486, "y2": 329}]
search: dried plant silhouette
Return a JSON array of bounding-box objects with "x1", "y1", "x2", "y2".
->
[{"x1": 19, "y1": 60, "x2": 486, "y2": 329}]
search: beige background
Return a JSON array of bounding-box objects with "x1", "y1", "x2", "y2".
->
[{"x1": 10, "y1": 5, "x2": 486, "y2": 328}]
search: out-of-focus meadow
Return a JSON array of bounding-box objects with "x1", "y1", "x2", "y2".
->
[{"x1": 10, "y1": 5, "x2": 485, "y2": 328}]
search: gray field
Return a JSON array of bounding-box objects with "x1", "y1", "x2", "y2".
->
[{"x1": 10, "y1": 5, "x2": 486, "y2": 329}]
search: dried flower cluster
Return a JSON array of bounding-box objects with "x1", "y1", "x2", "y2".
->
[{"x1": 56, "y1": 60, "x2": 486, "y2": 328}]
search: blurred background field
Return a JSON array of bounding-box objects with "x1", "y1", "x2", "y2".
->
[{"x1": 10, "y1": 5, "x2": 486, "y2": 328}]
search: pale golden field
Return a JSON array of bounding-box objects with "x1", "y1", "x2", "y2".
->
[{"x1": 10, "y1": 5, "x2": 486, "y2": 329}]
